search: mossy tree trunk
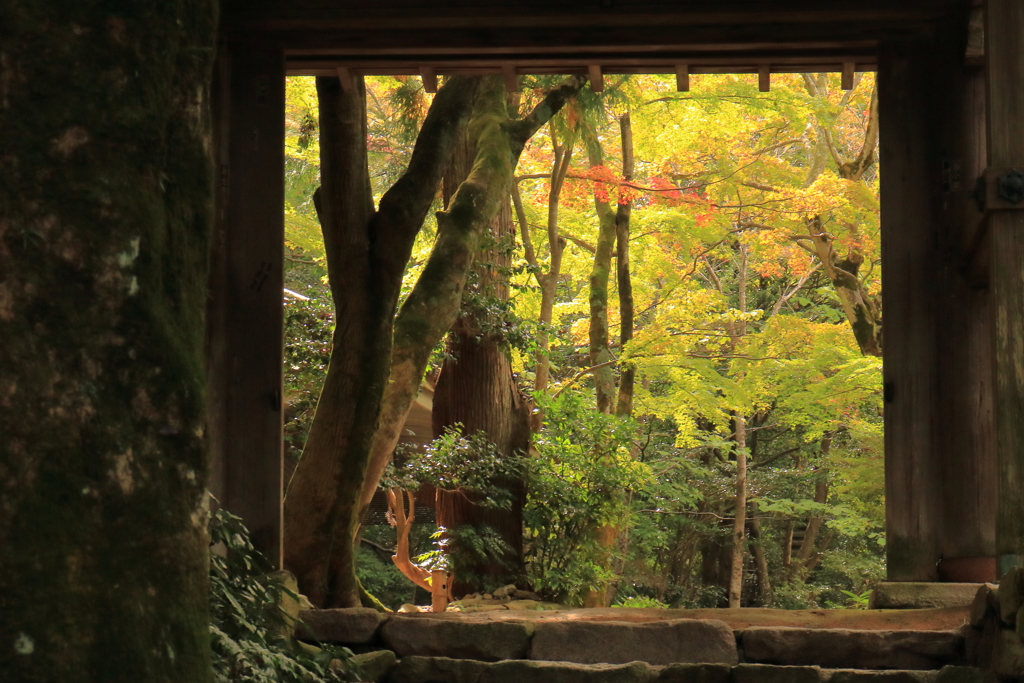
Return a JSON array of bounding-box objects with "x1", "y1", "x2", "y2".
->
[
  {"x1": 354, "y1": 76, "x2": 585, "y2": 533},
  {"x1": 296, "y1": 75, "x2": 583, "y2": 607},
  {"x1": 614, "y1": 113, "x2": 636, "y2": 419},
  {"x1": 586, "y1": 142, "x2": 620, "y2": 414},
  {"x1": 285, "y1": 75, "x2": 481, "y2": 608},
  {"x1": 582, "y1": 113, "x2": 635, "y2": 607},
  {"x1": 0, "y1": 2, "x2": 216, "y2": 680}
]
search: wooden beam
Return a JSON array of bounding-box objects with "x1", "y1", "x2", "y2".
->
[
  {"x1": 335, "y1": 66, "x2": 355, "y2": 92},
  {"x1": 675, "y1": 63, "x2": 690, "y2": 92},
  {"x1": 987, "y1": 0, "x2": 1024, "y2": 576},
  {"x1": 841, "y1": 61, "x2": 855, "y2": 90},
  {"x1": 209, "y1": 46, "x2": 286, "y2": 568},
  {"x1": 501, "y1": 63, "x2": 519, "y2": 93},
  {"x1": 931, "y1": 18, "x2": 996, "y2": 580},
  {"x1": 878, "y1": 40, "x2": 942, "y2": 581},
  {"x1": 758, "y1": 64, "x2": 771, "y2": 92},
  {"x1": 588, "y1": 64, "x2": 604, "y2": 92},
  {"x1": 420, "y1": 66, "x2": 437, "y2": 93}
]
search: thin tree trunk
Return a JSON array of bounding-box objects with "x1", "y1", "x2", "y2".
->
[
  {"x1": 529, "y1": 128, "x2": 574, "y2": 427},
  {"x1": 615, "y1": 113, "x2": 636, "y2": 418},
  {"x1": 728, "y1": 244, "x2": 750, "y2": 609},
  {"x1": 729, "y1": 415, "x2": 748, "y2": 608},
  {"x1": 0, "y1": 3, "x2": 216, "y2": 679},
  {"x1": 748, "y1": 516, "x2": 773, "y2": 606},
  {"x1": 587, "y1": 143, "x2": 619, "y2": 414}
]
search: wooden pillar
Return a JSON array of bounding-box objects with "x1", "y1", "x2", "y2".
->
[
  {"x1": 878, "y1": 40, "x2": 942, "y2": 581},
  {"x1": 208, "y1": 45, "x2": 286, "y2": 567},
  {"x1": 931, "y1": 13, "x2": 997, "y2": 582},
  {"x1": 987, "y1": 0, "x2": 1024, "y2": 576}
]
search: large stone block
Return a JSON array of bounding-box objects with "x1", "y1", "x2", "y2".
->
[
  {"x1": 389, "y1": 656, "x2": 652, "y2": 683},
  {"x1": 826, "y1": 670, "x2": 936, "y2": 683},
  {"x1": 390, "y1": 655, "x2": 489, "y2": 683},
  {"x1": 299, "y1": 608, "x2": 386, "y2": 644},
  {"x1": 529, "y1": 618, "x2": 737, "y2": 666},
  {"x1": 350, "y1": 649, "x2": 396, "y2": 683},
  {"x1": 933, "y1": 665, "x2": 999, "y2": 683},
  {"x1": 655, "y1": 663, "x2": 732, "y2": 683},
  {"x1": 870, "y1": 583, "x2": 982, "y2": 610},
  {"x1": 380, "y1": 615, "x2": 534, "y2": 661},
  {"x1": 739, "y1": 628, "x2": 962, "y2": 670},
  {"x1": 732, "y1": 664, "x2": 822, "y2": 683},
  {"x1": 969, "y1": 585, "x2": 998, "y2": 628},
  {"x1": 484, "y1": 659, "x2": 653, "y2": 683}
]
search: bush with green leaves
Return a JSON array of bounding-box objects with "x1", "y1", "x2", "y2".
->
[
  {"x1": 209, "y1": 506, "x2": 355, "y2": 683},
  {"x1": 524, "y1": 392, "x2": 655, "y2": 604}
]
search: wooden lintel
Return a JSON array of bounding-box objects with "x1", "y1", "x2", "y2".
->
[
  {"x1": 675, "y1": 63, "x2": 690, "y2": 92},
  {"x1": 588, "y1": 64, "x2": 604, "y2": 92},
  {"x1": 841, "y1": 61, "x2": 855, "y2": 90},
  {"x1": 758, "y1": 64, "x2": 771, "y2": 92},
  {"x1": 336, "y1": 66, "x2": 355, "y2": 92},
  {"x1": 420, "y1": 66, "x2": 438, "y2": 93},
  {"x1": 502, "y1": 64, "x2": 519, "y2": 93}
]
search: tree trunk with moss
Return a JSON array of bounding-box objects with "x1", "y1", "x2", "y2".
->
[
  {"x1": 285, "y1": 75, "x2": 480, "y2": 608},
  {"x1": 0, "y1": 2, "x2": 216, "y2": 680},
  {"x1": 354, "y1": 76, "x2": 585, "y2": 531},
  {"x1": 586, "y1": 142, "x2": 620, "y2": 414}
]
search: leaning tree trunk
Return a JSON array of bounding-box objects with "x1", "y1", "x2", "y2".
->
[
  {"x1": 285, "y1": 75, "x2": 480, "y2": 608},
  {"x1": 0, "y1": 2, "x2": 216, "y2": 680},
  {"x1": 352, "y1": 75, "x2": 586, "y2": 543}
]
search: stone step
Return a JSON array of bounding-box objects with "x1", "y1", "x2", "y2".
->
[
  {"x1": 738, "y1": 628, "x2": 964, "y2": 671},
  {"x1": 300, "y1": 609, "x2": 966, "y2": 671},
  {"x1": 382, "y1": 657, "x2": 996, "y2": 683}
]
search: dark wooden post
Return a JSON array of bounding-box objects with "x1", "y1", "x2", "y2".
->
[
  {"x1": 987, "y1": 0, "x2": 1024, "y2": 577},
  {"x1": 927, "y1": 12, "x2": 998, "y2": 583},
  {"x1": 878, "y1": 40, "x2": 943, "y2": 581},
  {"x1": 208, "y1": 45, "x2": 286, "y2": 567}
]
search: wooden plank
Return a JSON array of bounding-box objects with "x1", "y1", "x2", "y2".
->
[
  {"x1": 209, "y1": 46, "x2": 286, "y2": 568},
  {"x1": 987, "y1": 0, "x2": 1024, "y2": 576},
  {"x1": 878, "y1": 39, "x2": 942, "y2": 581},
  {"x1": 588, "y1": 64, "x2": 604, "y2": 91},
  {"x1": 420, "y1": 66, "x2": 437, "y2": 92},
  {"x1": 758, "y1": 63, "x2": 770, "y2": 91},
  {"x1": 501, "y1": 63, "x2": 519, "y2": 92},
  {"x1": 841, "y1": 61, "x2": 854, "y2": 89},
  {"x1": 285, "y1": 40, "x2": 880, "y2": 57},
  {"x1": 675, "y1": 63, "x2": 690, "y2": 91}
]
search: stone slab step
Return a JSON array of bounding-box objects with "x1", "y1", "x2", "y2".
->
[
  {"x1": 385, "y1": 657, "x2": 995, "y2": 683},
  {"x1": 738, "y1": 628, "x2": 964, "y2": 670}
]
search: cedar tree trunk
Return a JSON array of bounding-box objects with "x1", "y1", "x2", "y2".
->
[
  {"x1": 0, "y1": 2, "x2": 217, "y2": 680},
  {"x1": 433, "y1": 189, "x2": 532, "y2": 595}
]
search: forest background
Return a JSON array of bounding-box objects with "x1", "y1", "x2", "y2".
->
[{"x1": 280, "y1": 71, "x2": 885, "y2": 612}]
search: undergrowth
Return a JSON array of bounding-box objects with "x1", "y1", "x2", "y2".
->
[{"x1": 209, "y1": 507, "x2": 357, "y2": 683}]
